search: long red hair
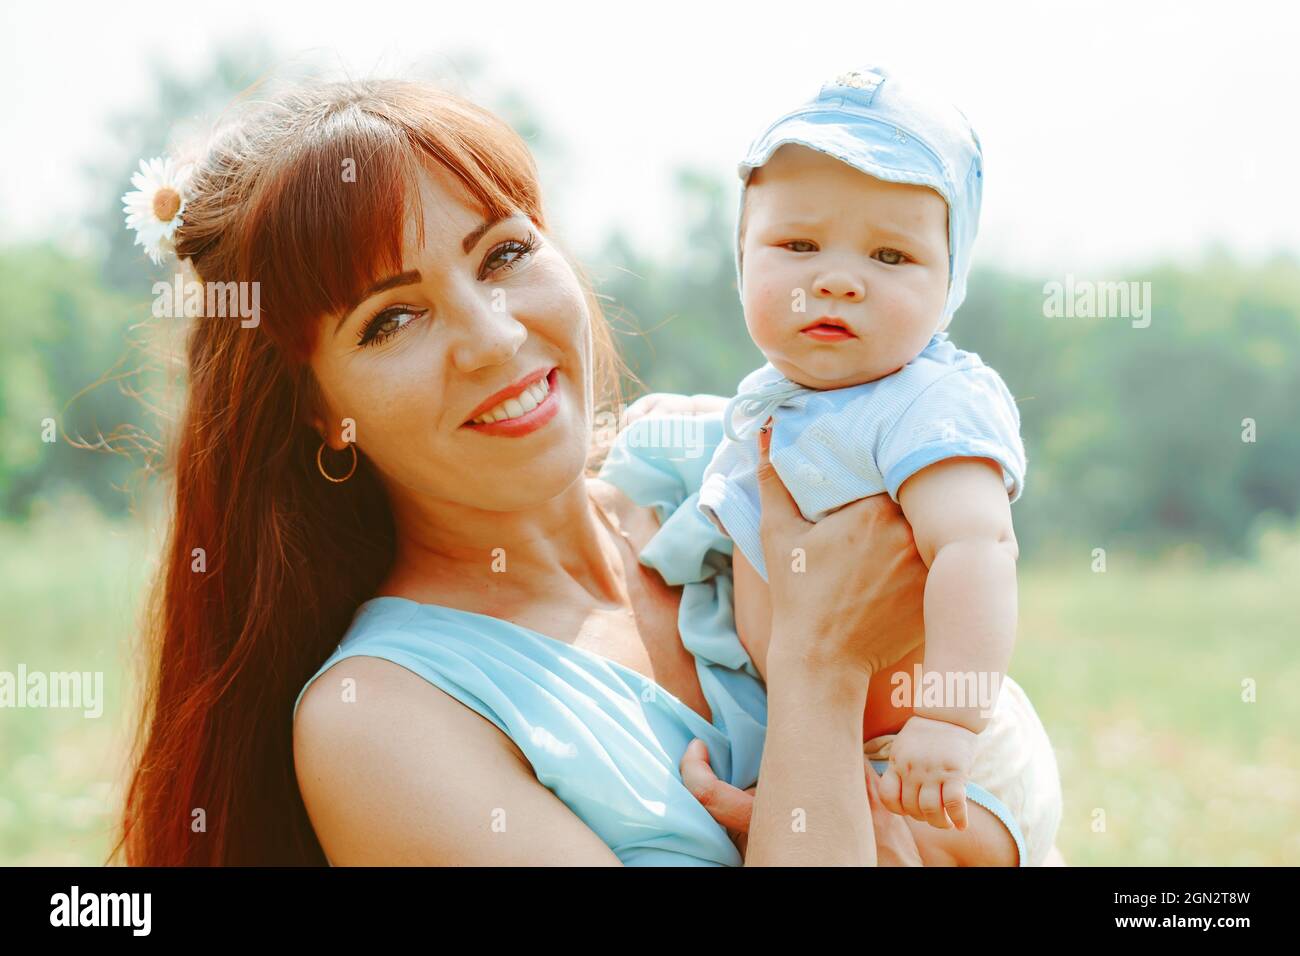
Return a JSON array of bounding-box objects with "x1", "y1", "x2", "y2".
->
[{"x1": 111, "y1": 78, "x2": 627, "y2": 865}]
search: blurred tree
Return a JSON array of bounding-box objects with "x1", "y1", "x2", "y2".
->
[
  {"x1": 4, "y1": 44, "x2": 1298, "y2": 561},
  {"x1": 595, "y1": 166, "x2": 763, "y2": 397},
  {"x1": 86, "y1": 38, "x2": 280, "y2": 293},
  {"x1": 589, "y1": 166, "x2": 1300, "y2": 559},
  {"x1": 0, "y1": 244, "x2": 143, "y2": 515}
]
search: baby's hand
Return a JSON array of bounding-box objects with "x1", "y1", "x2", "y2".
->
[{"x1": 877, "y1": 715, "x2": 979, "y2": 830}]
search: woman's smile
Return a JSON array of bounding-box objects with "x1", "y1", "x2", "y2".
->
[{"x1": 461, "y1": 367, "x2": 561, "y2": 437}]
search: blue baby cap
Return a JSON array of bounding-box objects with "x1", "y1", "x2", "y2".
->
[{"x1": 735, "y1": 65, "x2": 984, "y2": 321}]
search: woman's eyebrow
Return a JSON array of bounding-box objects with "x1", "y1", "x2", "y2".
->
[
  {"x1": 335, "y1": 270, "x2": 421, "y2": 334},
  {"x1": 333, "y1": 215, "x2": 516, "y2": 334},
  {"x1": 461, "y1": 214, "x2": 511, "y2": 254}
]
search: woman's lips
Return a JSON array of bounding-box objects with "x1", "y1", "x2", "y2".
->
[{"x1": 462, "y1": 368, "x2": 561, "y2": 438}]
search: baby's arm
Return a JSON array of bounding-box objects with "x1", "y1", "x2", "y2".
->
[{"x1": 878, "y1": 456, "x2": 1019, "y2": 829}]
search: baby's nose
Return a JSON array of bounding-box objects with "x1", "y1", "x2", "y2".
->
[{"x1": 815, "y1": 273, "x2": 865, "y2": 299}]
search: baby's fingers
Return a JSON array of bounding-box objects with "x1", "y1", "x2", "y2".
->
[
  {"x1": 900, "y1": 776, "x2": 926, "y2": 823},
  {"x1": 876, "y1": 764, "x2": 906, "y2": 816},
  {"x1": 918, "y1": 780, "x2": 953, "y2": 830},
  {"x1": 943, "y1": 780, "x2": 969, "y2": 832}
]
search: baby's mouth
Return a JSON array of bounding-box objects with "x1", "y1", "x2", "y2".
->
[{"x1": 799, "y1": 317, "x2": 857, "y2": 340}]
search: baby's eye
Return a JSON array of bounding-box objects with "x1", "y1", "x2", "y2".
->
[
  {"x1": 874, "y1": 248, "x2": 908, "y2": 265},
  {"x1": 781, "y1": 240, "x2": 818, "y2": 253}
]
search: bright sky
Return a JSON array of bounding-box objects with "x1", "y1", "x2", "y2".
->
[{"x1": 2, "y1": 0, "x2": 1297, "y2": 276}]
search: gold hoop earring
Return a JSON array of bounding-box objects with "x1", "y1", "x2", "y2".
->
[{"x1": 316, "y1": 441, "x2": 357, "y2": 483}]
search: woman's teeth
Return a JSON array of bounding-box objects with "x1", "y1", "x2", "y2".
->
[{"x1": 470, "y1": 375, "x2": 551, "y2": 424}]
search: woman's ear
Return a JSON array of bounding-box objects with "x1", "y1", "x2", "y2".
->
[
  {"x1": 311, "y1": 414, "x2": 353, "y2": 452},
  {"x1": 302, "y1": 395, "x2": 348, "y2": 450},
  {"x1": 304, "y1": 373, "x2": 350, "y2": 451}
]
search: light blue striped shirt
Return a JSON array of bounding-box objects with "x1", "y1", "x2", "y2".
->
[{"x1": 698, "y1": 332, "x2": 1026, "y2": 581}]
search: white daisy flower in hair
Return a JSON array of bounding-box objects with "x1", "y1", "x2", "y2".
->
[{"x1": 121, "y1": 156, "x2": 194, "y2": 266}]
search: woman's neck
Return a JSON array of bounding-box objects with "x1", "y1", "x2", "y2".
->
[{"x1": 379, "y1": 475, "x2": 628, "y2": 611}]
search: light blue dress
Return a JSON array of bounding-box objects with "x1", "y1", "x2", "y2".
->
[
  {"x1": 293, "y1": 411, "x2": 767, "y2": 866},
  {"x1": 292, "y1": 410, "x2": 1029, "y2": 865}
]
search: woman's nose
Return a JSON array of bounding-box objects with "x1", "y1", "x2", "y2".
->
[
  {"x1": 813, "y1": 270, "x2": 865, "y2": 302},
  {"x1": 449, "y1": 294, "x2": 528, "y2": 372}
]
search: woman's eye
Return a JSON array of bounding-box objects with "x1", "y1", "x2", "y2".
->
[
  {"x1": 479, "y1": 233, "x2": 539, "y2": 280},
  {"x1": 357, "y1": 307, "x2": 425, "y2": 347},
  {"x1": 782, "y1": 240, "x2": 817, "y2": 253},
  {"x1": 874, "y1": 248, "x2": 908, "y2": 265}
]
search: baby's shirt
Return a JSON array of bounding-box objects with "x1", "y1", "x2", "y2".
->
[{"x1": 698, "y1": 332, "x2": 1026, "y2": 581}]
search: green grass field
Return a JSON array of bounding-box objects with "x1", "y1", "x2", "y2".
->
[{"x1": 2, "y1": 500, "x2": 1296, "y2": 865}]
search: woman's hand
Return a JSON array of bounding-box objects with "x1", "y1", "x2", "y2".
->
[
  {"x1": 755, "y1": 421, "x2": 927, "y2": 680},
  {"x1": 679, "y1": 739, "x2": 924, "y2": 865}
]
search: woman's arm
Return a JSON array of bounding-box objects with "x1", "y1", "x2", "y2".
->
[
  {"x1": 745, "y1": 649, "x2": 876, "y2": 864},
  {"x1": 293, "y1": 656, "x2": 622, "y2": 865},
  {"x1": 725, "y1": 422, "x2": 930, "y2": 865}
]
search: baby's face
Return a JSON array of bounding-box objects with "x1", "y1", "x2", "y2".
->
[{"x1": 740, "y1": 144, "x2": 950, "y2": 389}]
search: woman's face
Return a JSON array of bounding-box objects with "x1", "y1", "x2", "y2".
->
[{"x1": 309, "y1": 163, "x2": 594, "y2": 511}]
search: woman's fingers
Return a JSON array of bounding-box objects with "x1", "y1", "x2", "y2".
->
[
  {"x1": 866, "y1": 762, "x2": 924, "y2": 866},
  {"x1": 754, "y1": 420, "x2": 805, "y2": 533},
  {"x1": 679, "y1": 738, "x2": 755, "y2": 834},
  {"x1": 752, "y1": 421, "x2": 926, "y2": 678}
]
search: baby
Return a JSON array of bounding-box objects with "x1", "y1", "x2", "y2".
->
[{"x1": 698, "y1": 66, "x2": 1062, "y2": 865}]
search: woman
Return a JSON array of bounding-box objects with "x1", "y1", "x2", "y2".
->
[{"x1": 114, "y1": 77, "x2": 1035, "y2": 865}]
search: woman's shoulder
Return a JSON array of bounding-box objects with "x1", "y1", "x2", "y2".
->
[
  {"x1": 292, "y1": 601, "x2": 537, "y2": 797},
  {"x1": 291, "y1": 652, "x2": 598, "y2": 866},
  {"x1": 294, "y1": 652, "x2": 523, "y2": 761}
]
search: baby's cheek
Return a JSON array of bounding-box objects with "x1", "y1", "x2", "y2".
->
[
  {"x1": 874, "y1": 294, "x2": 939, "y2": 366},
  {"x1": 744, "y1": 280, "x2": 793, "y2": 350}
]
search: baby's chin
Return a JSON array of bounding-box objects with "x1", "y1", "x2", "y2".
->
[{"x1": 770, "y1": 350, "x2": 908, "y2": 391}]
